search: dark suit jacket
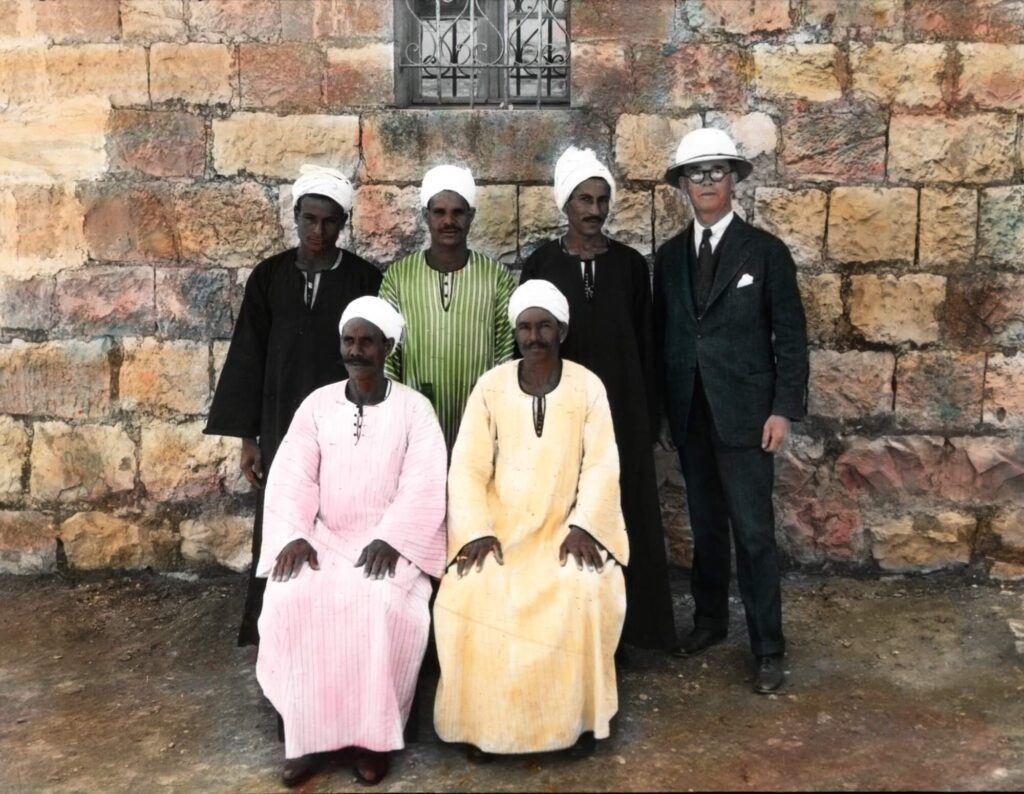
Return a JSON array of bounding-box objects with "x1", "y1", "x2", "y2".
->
[{"x1": 653, "y1": 215, "x2": 809, "y2": 447}]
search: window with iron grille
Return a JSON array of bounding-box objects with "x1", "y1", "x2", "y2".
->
[{"x1": 395, "y1": 0, "x2": 570, "y2": 107}]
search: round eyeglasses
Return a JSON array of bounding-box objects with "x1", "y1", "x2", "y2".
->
[{"x1": 683, "y1": 166, "x2": 732, "y2": 184}]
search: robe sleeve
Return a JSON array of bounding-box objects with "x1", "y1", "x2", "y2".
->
[
  {"x1": 254, "y1": 391, "x2": 322, "y2": 577},
  {"x1": 205, "y1": 263, "x2": 272, "y2": 439},
  {"x1": 379, "y1": 266, "x2": 403, "y2": 382},
  {"x1": 566, "y1": 374, "x2": 630, "y2": 567},
  {"x1": 445, "y1": 378, "x2": 498, "y2": 564},
  {"x1": 368, "y1": 393, "x2": 449, "y2": 579},
  {"x1": 492, "y1": 264, "x2": 516, "y2": 365}
]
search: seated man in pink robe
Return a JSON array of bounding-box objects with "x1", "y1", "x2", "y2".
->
[{"x1": 255, "y1": 296, "x2": 448, "y2": 787}]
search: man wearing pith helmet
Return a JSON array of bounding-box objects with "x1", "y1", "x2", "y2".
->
[{"x1": 652, "y1": 127, "x2": 808, "y2": 693}]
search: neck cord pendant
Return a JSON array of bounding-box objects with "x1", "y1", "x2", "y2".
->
[
  {"x1": 583, "y1": 259, "x2": 595, "y2": 302},
  {"x1": 532, "y1": 395, "x2": 546, "y2": 438},
  {"x1": 353, "y1": 403, "x2": 364, "y2": 445}
]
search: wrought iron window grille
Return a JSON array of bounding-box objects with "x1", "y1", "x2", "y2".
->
[{"x1": 395, "y1": 0, "x2": 570, "y2": 108}]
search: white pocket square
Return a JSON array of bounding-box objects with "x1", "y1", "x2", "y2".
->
[{"x1": 737, "y1": 273, "x2": 754, "y2": 288}]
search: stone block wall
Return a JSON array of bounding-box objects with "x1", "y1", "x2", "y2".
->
[{"x1": 0, "y1": 0, "x2": 1022, "y2": 581}]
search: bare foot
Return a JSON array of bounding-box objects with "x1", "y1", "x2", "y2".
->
[{"x1": 354, "y1": 750, "x2": 390, "y2": 786}]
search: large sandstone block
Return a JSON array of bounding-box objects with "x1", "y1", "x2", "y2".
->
[
  {"x1": 54, "y1": 266, "x2": 156, "y2": 337},
  {"x1": 798, "y1": 273, "x2": 842, "y2": 344},
  {"x1": 0, "y1": 183, "x2": 87, "y2": 277},
  {"x1": 753, "y1": 188, "x2": 826, "y2": 267},
  {"x1": 687, "y1": 0, "x2": 791, "y2": 33},
  {"x1": 889, "y1": 113, "x2": 1017, "y2": 183},
  {"x1": 119, "y1": 338, "x2": 210, "y2": 416},
  {"x1": 0, "y1": 339, "x2": 111, "y2": 419},
  {"x1": 780, "y1": 101, "x2": 886, "y2": 182},
  {"x1": 984, "y1": 353, "x2": 1024, "y2": 429},
  {"x1": 30, "y1": 422, "x2": 136, "y2": 502},
  {"x1": 33, "y1": 0, "x2": 119, "y2": 43},
  {"x1": 946, "y1": 274, "x2": 1024, "y2": 347},
  {"x1": 212, "y1": 112, "x2": 360, "y2": 179},
  {"x1": 59, "y1": 511, "x2": 175, "y2": 570},
  {"x1": 605, "y1": 189, "x2": 653, "y2": 256},
  {"x1": 150, "y1": 43, "x2": 237, "y2": 105},
  {"x1": 990, "y1": 506, "x2": 1024, "y2": 553},
  {"x1": 570, "y1": 41, "x2": 631, "y2": 114},
  {"x1": 362, "y1": 110, "x2": 610, "y2": 183},
  {"x1": 804, "y1": 0, "x2": 903, "y2": 31},
  {"x1": 753, "y1": 44, "x2": 841, "y2": 102},
  {"x1": 174, "y1": 182, "x2": 281, "y2": 267},
  {"x1": 895, "y1": 351, "x2": 986, "y2": 429},
  {"x1": 139, "y1": 419, "x2": 234, "y2": 502},
  {"x1": 0, "y1": 416, "x2": 28, "y2": 497},
  {"x1": 351, "y1": 185, "x2": 425, "y2": 265},
  {"x1": 0, "y1": 511, "x2": 56, "y2": 574},
  {"x1": 958, "y1": 44, "x2": 1024, "y2": 110},
  {"x1": 572, "y1": 0, "x2": 676, "y2": 41},
  {"x1": 80, "y1": 182, "x2": 178, "y2": 263},
  {"x1": 953, "y1": 436, "x2": 1024, "y2": 504},
  {"x1": 45, "y1": 45, "x2": 149, "y2": 105},
  {"x1": 836, "y1": 434, "x2": 949, "y2": 500},
  {"x1": 107, "y1": 110, "x2": 206, "y2": 178},
  {"x1": 281, "y1": 0, "x2": 392, "y2": 40},
  {"x1": 849, "y1": 274, "x2": 945, "y2": 345},
  {"x1": 0, "y1": 275, "x2": 54, "y2": 331},
  {"x1": 828, "y1": 187, "x2": 917, "y2": 264},
  {"x1": 850, "y1": 43, "x2": 946, "y2": 107},
  {"x1": 808, "y1": 350, "x2": 895, "y2": 420},
  {"x1": 705, "y1": 111, "x2": 778, "y2": 168},
  {"x1": 978, "y1": 186, "x2": 1024, "y2": 268},
  {"x1": 653, "y1": 185, "x2": 692, "y2": 251},
  {"x1": 0, "y1": 98, "x2": 108, "y2": 184},
  {"x1": 614, "y1": 113, "x2": 702, "y2": 182},
  {"x1": 325, "y1": 43, "x2": 393, "y2": 107},
  {"x1": 518, "y1": 186, "x2": 564, "y2": 260},
  {"x1": 120, "y1": 0, "x2": 187, "y2": 42},
  {"x1": 467, "y1": 185, "x2": 517, "y2": 263},
  {"x1": 0, "y1": 46, "x2": 48, "y2": 107},
  {"x1": 869, "y1": 512, "x2": 974, "y2": 572},
  {"x1": 189, "y1": 0, "x2": 282, "y2": 42},
  {"x1": 179, "y1": 514, "x2": 252, "y2": 572},
  {"x1": 663, "y1": 43, "x2": 749, "y2": 111},
  {"x1": 239, "y1": 43, "x2": 323, "y2": 111},
  {"x1": 919, "y1": 188, "x2": 977, "y2": 270},
  {"x1": 906, "y1": 0, "x2": 1024, "y2": 42},
  {"x1": 156, "y1": 268, "x2": 235, "y2": 339},
  {"x1": 989, "y1": 561, "x2": 1024, "y2": 581}
]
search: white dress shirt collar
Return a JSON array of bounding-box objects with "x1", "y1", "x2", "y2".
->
[{"x1": 693, "y1": 210, "x2": 735, "y2": 254}]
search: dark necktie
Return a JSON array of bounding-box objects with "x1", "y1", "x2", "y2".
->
[{"x1": 697, "y1": 227, "x2": 714, "y2": 312}]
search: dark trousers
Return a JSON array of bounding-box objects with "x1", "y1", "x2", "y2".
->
[{"x1": 679, "y1": 374, "x2": 785, "y2": 657}]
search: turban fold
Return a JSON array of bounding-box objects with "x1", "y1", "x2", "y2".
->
[
  {"x1": 420, "y1": 164, "x2": 477, "y2": 209},
  {"x1": 339, "y1": 296, "x2": 406, "y2": 346},
  {"x1": 553, "y1": 146, "x2": 616, "y2": 213},
  {"x1": 292, "y1": 164, "x2": 354, "y2": 214},
  {"x1": 507, "y1": 280, "x2": 570, "y2": 328}
]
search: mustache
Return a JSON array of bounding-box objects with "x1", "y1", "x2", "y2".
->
[
  {"x1": 523, "y1": 341, "x2": 552, "y2": 350},
  {"x1": 583, "y1": 216, "x2": 603, "y2": 223},
  {"x1": 344, "y1": 356, "x2": 374, "y2": 366}
]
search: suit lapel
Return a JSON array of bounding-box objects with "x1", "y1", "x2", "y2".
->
[
  {"x1": 705, "y1": 216, "x2": 752, "y2": 311},
  {"x1": 675, "y1": 222, "x2": 697, "y2": 321}
]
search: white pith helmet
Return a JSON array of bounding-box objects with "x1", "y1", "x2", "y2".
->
[{"x1": 665, "y1": 127, "x2": 753, "y2": 186}]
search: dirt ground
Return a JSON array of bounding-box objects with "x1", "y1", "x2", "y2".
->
[{"x1": 1, "y1": 569, "x2": 1022, "y2": 793}]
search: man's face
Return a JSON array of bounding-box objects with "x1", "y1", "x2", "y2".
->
[
  {"x1": 679, "y1": 159, "x2": 733, "y2": 220},
  {"x1": 515, "y1": 307, "x2": 566, "y2": 362},
  {"x1": 295, "y1": 195, "x2": 346, "y2": 255},
  {"x1": 340, "y1": 318, "x2": 393, "y2": 379},
  {"x1": 564, "y1": 177, "x2": 611, "y2": 237},
  {"x1": 424, "y1": 190, "x2": 475, "y2": 248}
]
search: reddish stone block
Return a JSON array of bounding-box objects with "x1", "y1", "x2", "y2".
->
[
  {"x1": 691, "y1": 0, "x2": 791, "y2": 34},
  {"x1": 107, "y1": 110, "x2": 207, "y2": 178},
  {"x1": 324, "y1": 44, "x2": 394, "y2": 107},
  {"x1": 906, "y1": 0, "x2": 1024, "y2": 42},
  {"x1": 894, "y1": 351, "x2": 986, "y2": 430},
  {"x1": 54, "y1": 266, "x2": 156, "y2": 337},
  {"x1": 781, "y1": 100, "x2": 887, "y2": 182},
  {"x1": 240, "y1": 43, "x2": 324, "y2": 111},
  {"x1": 173, "y1": 182, "x2": 281, "y2": 268},
  {"x1": 156, "y1": 268, "x2": 234, "y2": 339},
  {"x1": 663, "y1": 43, "x2": 749, "y2": 111},
  {"x1": 80, "y1": 183, "x2": 178, "y2": 263},
  {"x1": 572, "y1": 0, "x2": 676, "y2": 41},
  {"x1": 571, "y1": 41, "x2": 631, "y2": 114},
  {"x1": 0, "y1": 339, "x2": 112, "y2": 419},
  {"x1": 189, "y1": 0, "x2": 282, "y2": 42},
  {"x1": 34, "y1": 0, "x2": 120, "y2": 42},
  {"x1": 946, "y1": 274, "x2": 1024, "y2": 347},
  {"x1": 0, "y1": 275, "x2": 55, "y2": 331},
  {"x1": 0, "y1": 511, "x2": 56, "y2": 574},
  {"x1": 836, "y1": 435, "x2": 949, "y2": 500}
]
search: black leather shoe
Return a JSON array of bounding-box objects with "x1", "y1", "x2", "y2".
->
[
  {"x1": 671, "y1": 628, "x2": 726, "y2": 657},
  {"x1": 567, "y1": 731, "x2": 596, "y2": 759},
  {"x1": 282, "y1": 754, "x2": 321, "y2": 788},
  {"x1": 753, "y1": 654, "x2": 785, "y2": 693}
]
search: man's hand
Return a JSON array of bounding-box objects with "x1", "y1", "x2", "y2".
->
[
  {"x1": 240, "y1": 437, "x2": 263, "y2": 489},
  {"x1": 559, "y1": 526, "x2": 605, "y2": 572},
  {"x1": 454, "y1": 537, "x2": 503, "y2": 577},
  {"x1": 761, "y1": 415, "x2": 791, "y2": 453},
  {"x1": 355, "y1": 539, "x2": 400, "y2": 580},
  {"x1": 272, "y1": 538, "x2": 319, "y2": 582}
]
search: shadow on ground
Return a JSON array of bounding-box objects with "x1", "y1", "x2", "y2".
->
[{"x1": 1, "y1": 569, "x2": 1022, "y2": 792}]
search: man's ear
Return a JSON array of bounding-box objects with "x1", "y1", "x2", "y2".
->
[
  {"x1": 467, "y1": 207, "x2": 477, "y2": 224},
  {"x1": 558, "y1": 322, "x2": 569, "y2": 343},
  {"x1": 385, "y1": 338, "x2": 395, "y2": 356}
]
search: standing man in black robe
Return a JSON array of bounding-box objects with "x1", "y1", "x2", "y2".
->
[
  {"x1": 205, "y1": 165, "x2": 382, "y2": 646},
  {"x1": 519, "y1": 146, "x2": 677, "y2": 653}
]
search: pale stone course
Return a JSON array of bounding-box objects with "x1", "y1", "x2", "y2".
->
[
  {"x1": 688, "y1": 0, "x2": 791, "y2": 33},
  {"x1": 151, "y1": 43, "x2": 237, "y2": 105},
  {"x1": 174, "y1": 182, "x2": 281, "y2": 267},
  {"x1": 798, "y1": 273, "x2": 843, "y2": 344},
  {"x1": 653, "y1": 185, "x2": 692, "y2": 252},
  {"x1": 889, "y1": 113, "x2": 1017, "y2": 183},
  {"x1": 804, "y1": 0, "x2": 903, "y2": 31},
  {"x1": 958, "y1": 43, "x2": 1024, "y2": 110},
  {"x1": 351, "y1": 185, "x2": 425, "y2": 265},
  {"x1": 0, "y1": 339, "x2": 111, "y2": 419},
  {"x1": 990, "y1": 507, "x2": 1024, "y2": 553},
  {"x1": 809, "y1": 350, "x2": 895, "y2": 420},
  {"x1": 869, "y1": 512, "x2": 974, "y2": 572},
  {"x1": 705, "y1": 111, "x2": 778, "y2": 161},
  {"x1": 849, "y1": 274, "x2": 945, "y2": 345},
  {"x1": 919, "y1": 188, "x2": 977, "y2": 269},
  {"x1": 30, "y1": 422, "x2": 136, "y2": 502},
  {"x1": 467, "y1": 185, "x2": 518, "y2": 264},
  {"x1": 33, "y1": 0, "x2": 120, "y2": 43},
  {"x1": 188, "y1": 0, "x2": 282, "y2": 42},
  {"x1": 615, "y1": 114, "x2": 702, "y2": 182},
  {"x1": 0, "y1": 416, "x2": 28, "y2": 497},
  {"x1": 60, "y1": 511, "x2": 175, "y2": 570},
  {"x1": 895, "y1": 351, "x2": 986, "y2": 429},
  {"x1": 0, "y1": 183, "x2": 87, "y2": 277},
  {"x1": 119, "y1": 338, "x2": 210, "y2": 416},
  {"x1": 753, "y1": 188, "x2": 827, "y2": 267},
  {"x1": 0, "y1": 98, "x2": 109, "y2": 184},
  {"x1": 984, "y1": 353, "x2": 1024, "y2": 429},
  {"x1": 828, "y1": 187, "x2": 917, "y2": 264},
  {"x1": 753, "y1": 44, "x2": 841, "y2": 102},
  {"x1": 518, "y1": 186, "x2": 564, "y2": 260},
  {"x1": 978, "y1": 186, "x2": 1024, "y2": 268},
  {"x1": 850, "y1": 43, "x2": 945, "y2": 106},
  {"x1": 121, "y1": 0, "x2": 188, "y2": 42},
  {"x1": 179, "y1": 514, "x2": 252, "y2": 572},
  {"x1": 139, "y1": 419, "x2": 234, "y2": 502},
  {"x1": 45, "y1": 45, "x2": 149, "y2": 105},
  {"x1": 605, "y1": 189, "x2": 653, "y2": 256},
  {"x1": 213, "y1": 113, "x2": 360, "y2": 179}
]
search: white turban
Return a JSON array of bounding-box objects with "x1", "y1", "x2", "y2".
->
[
  {"x1": 339, "y1": 296, "x2": 406, "y2": 346},
  {"x1": 420, "y1": 164, "x2": 477, "y2": 209},
  {"x1": 292, "y1": 164, "x2": 354, "y2": 214},
  {"x1": 553, "y1": 146, "x2": 616, "y2": 213},
  {"x1": 507, "y1": 280, "x2": 570, "y2": 328}
]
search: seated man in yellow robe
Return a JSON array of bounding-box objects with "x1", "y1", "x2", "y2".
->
[{"x1": 433, "y1": 279, "x2": 629, "y2": 761}]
